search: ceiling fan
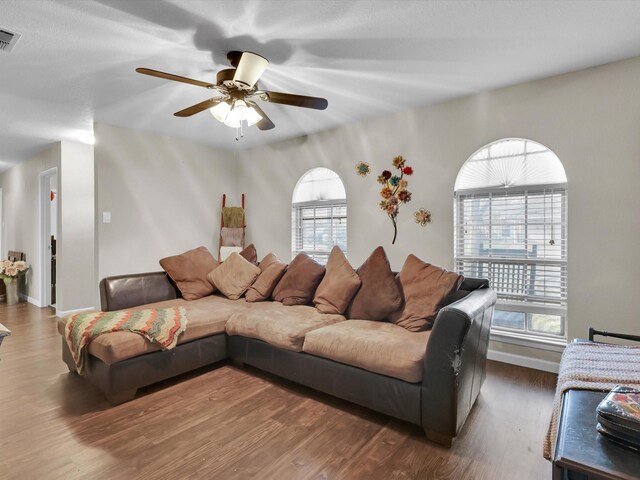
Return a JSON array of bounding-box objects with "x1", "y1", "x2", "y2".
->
[{"x1": 136, "y1": 51, "x2": 328, "y2": 137}]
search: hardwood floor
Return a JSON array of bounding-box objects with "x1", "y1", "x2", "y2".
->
[{"x1": 0, "y1": 302, "x2": 558, "y2": 479}]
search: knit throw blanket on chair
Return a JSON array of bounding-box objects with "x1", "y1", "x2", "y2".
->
[
  {"x1": 543, "y1": 342, "x2": 640, "y2": 460},
  {"x1": 65, "y1": 307, "x2": 187, "y2": 374}
]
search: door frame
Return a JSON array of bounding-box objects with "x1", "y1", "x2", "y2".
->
[
  {"x1": 0, "y1": 187, "x2": 3, "y2": 259},
  {"x1": 39, "y1": 167, "x2": 57, "y2": 307}
]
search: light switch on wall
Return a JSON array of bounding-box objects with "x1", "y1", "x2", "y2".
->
[{"x1": 102, "y1": 211, "x2": 111, "y2": 224}]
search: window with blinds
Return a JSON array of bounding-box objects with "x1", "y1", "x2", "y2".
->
[
  {"x1": 291, "y1": 168, "x2": 347, "y2": 265},
  {"x1": 454, "y1": 139, "x2": 568, "y2": 341},
  {"x1": 292, "y1": 201, "x2": 347, "y2": 264}
]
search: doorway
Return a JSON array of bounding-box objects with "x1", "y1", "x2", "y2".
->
[{"x1": 40, "y1": 168, "x2": 57, "y2": 307}]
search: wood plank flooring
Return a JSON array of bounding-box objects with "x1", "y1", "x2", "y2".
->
[{"x1": 0, "y1": 302, "x2": 558, "y2": 479}]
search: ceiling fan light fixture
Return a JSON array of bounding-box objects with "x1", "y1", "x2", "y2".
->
[
  {"x1": 245, "y1": 106, "x2": 263, "y2": 127},
  {"x1": 209, "y1": 100, "x2": 231, "y2": 122},
  {"x1": 224, "y1": 99, "x2": 248, "y2": 127},
  {"x1": 233, "y1": 52, "x2": 268, "y2": 89}
]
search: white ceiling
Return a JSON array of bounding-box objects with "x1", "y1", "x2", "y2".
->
[{"x1": 1, "y1": 0, "x2": 640, "y2": 170}]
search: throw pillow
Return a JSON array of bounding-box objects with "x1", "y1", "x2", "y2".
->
[
  {"x1": 345, "y1": 246, "x2": 403, "y2": 320},
  {"x1": 245, "y1": 253, "x2": 287, "y2": 302},
  {"x1": 208, "y1": 252, "x2": 261, "y2": 300},
  {"x1": 388, "y1": 254, "x2": 464, "y2": 332},
  {"x1": 257, "y1": 252, "x2": 278, "y2": 270},
  {"x1": 272, "y1": 253, "x2": 325, "y2": 306},
  {"x1": 239, "y1": 243, "x2": 258, "y2": 265},
  {"x1": 159, "y1": 246, "x2": 218, "y2": 300},
  {"x1": 313, "y1": 246, "x2": 362, "y2": 314}
]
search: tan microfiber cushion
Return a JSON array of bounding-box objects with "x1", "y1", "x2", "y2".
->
[
  {"x1": 345, "y1": 246, "x2": 403, "y2": 320},
  {"x1": 240, "y1": 243, "x2": 258, "y2": 265},
  {"x1": 272, "y1": 253, "x2": 325, "y2": 306},
  {"x1": 245, "y1": 253, "x2": 287, "y2": 302},
  {"x1": 313, "y1": 246, "x2": 362, "y2": 314},
  {"x1": 208, "y1": 253, "x2": 261, "y2": 300},
  {"x1": 303, "y1": 320, "x2": 431, "y2": 383},
  {"x1": 225, "y1": 305, "x2": 345, "y2": 352},
  {"x1": 388, "y1": 254, "x2": 464, "y2": 332},
  {"x1": 159, "y1": 246, "x2": 218, "y2": 300}
]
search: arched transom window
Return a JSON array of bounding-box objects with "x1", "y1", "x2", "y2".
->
[
  {"x1": 292, "y1": 168, "x2": 347, "y2": 265},
  {"x1": 455, "y1": 138, "x2": 568, "y2": 342}
]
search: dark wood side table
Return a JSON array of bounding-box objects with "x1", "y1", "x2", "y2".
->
[{"x1": 553, "y1": 389, "x2": 640, "y2": 479}]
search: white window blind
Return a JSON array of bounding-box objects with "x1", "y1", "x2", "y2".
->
[
  {"x1": 454, "y1": 139, "x2": 568, "y2": 340},
  {"x1": 292, "y1": 201, "x2": 347, "y2": 265}
]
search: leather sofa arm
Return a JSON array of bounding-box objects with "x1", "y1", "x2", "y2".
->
[
  {"x1": 421, "y1": 283, "x2": 497, "y2": 445},
  {"x1": 99, "y1": 272, "x2": 180, "y2": 312}
]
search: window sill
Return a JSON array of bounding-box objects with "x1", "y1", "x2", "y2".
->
[{"x1": 490, "y1": 330, "x2": 567, "y2": 353}]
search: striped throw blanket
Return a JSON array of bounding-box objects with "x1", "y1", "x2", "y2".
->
[
  {"x1": 543, "y1": 342, "x2": 640, "y2": 460},
  {"x1": 65, "y1": 307, "x2": 187, "y2": 374}
]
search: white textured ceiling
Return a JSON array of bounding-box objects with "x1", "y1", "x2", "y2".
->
[{"x1": 1, "y1": 0, "x2": 640, "y2": 170}]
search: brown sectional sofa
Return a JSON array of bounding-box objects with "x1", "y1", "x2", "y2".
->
[{"x1": 59, "y1": 271, "x2": 496, "y2": 446}]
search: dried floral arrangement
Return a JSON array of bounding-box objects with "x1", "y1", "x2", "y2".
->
[
  {"x1": 355, "y1": 161, "x2": 370, "y2": 177},
  {"x1": 414, "y1": 208, "x2": 432, "y2": 226},
  {"x1": 377, "y1": 155, "x2": 413, "y2": 244}
]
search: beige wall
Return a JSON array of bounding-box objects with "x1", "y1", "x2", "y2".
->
[
  {"x1": 0, "y1": 141, "x2": 94, "y2": 313},
  {"x1": 237, "y1": 56, "x2": 640, "y2": 362},
  {"x1": 57, "y1": 141, "x2": 95, "y2": 314},
  {"x1": 94, "y1": 124, "x2": 238, "y2": 287},
  {"x1": 0, "y1": 144, "x2": 60, "y2": 304}
]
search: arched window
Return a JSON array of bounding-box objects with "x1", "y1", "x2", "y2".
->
[
  {"x1": 292, "y1": 168, "x2": 347, "y2": 264},
  {"x1": 454, "y1": 139, "x2": 568, "y2": 342}
]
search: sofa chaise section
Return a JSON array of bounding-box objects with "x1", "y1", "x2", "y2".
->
[{"x1": 61, "y1": 272, "x2": 235, "y2": 404}]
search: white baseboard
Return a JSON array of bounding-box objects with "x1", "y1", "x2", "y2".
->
[
  {"x1": 19, "y1": 293, "x2": 43, "y2": 308},
  {"x1": 488, "y1": 349, "x2": 560, "y2": 374},
  {"x1": 56, "y1": 306, "x2": 95, "y2": 318}
]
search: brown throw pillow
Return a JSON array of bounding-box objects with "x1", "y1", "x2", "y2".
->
[
  {"x1": 159, "y1": 246, "x2": 218, "y2": 300},
  {"x1": 346, "y1": 246, "x2": 403, "y2": 320},
  {"x1": 208, "y1": 253, "x2": 260, "y2": 300},
  {"x1": 314, "y1": 246, "x2": 361, "y2": 314},
  {"x1": 272, "y1": 253, "x2": 325, "y2": 306},
  {"x1": 388, "y1": 254, "x2": 464, "y2": 332},
  {"x1": 245, "y1": 253, "x2": 287, "y2": 302},
  {"x1": 239, "y1": 243, "x2": 258, "y2": 265}
]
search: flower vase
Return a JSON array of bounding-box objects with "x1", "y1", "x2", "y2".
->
[{"x1": 5, "y1": 279, "x2": 18, "y2": 306}]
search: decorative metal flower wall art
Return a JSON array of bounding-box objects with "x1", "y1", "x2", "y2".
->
[
  {"x1": 377, "y1": 155, "x2": 413, "y2": 244},
  {"x1": 355, "y1": 161, "x2": 370, "y2": 177},
  {"x1": 414, "y1": 208, "x2": 432, "y2": 226}
]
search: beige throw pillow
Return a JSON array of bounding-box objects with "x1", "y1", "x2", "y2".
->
[
  {"x1": 257, "y1": 252, "x2": 278, "y2": 270},
  {"x1": 245, "y1": 253, "x2": 287, "y2": 302},
  {"x1": 159, "y1": 246, "x2": 218, "y2": 300},
  {"x1": 208, "y1": 253, "x2": 261, "y2": 300},
  {"x1": 313, "y1": 246, "x2": 362, "y2": 314},
  {"x1": 388, "y1": 254, "x2": 464, "y2": 332}
]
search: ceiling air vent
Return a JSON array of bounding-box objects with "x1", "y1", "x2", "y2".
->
[{"x1": 0, "y1": 28, "x2": 21, "y2": 53}]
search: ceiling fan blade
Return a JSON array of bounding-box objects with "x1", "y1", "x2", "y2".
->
[
  {"x1": 233, "y1": 52, "x2": 269, "y2": 89},
  {"x1": 174, "y1": 97, "x2": 225, "y2": 117},
  {"x1": 247, "y1": 101, "x2": 275, "y2": 130},
  {"x1": 136, "y1": 67, "x2": 214, "y2": 89},
  {"x1": 262, "y1": 91, "x2": 328, "y2": 110}
]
